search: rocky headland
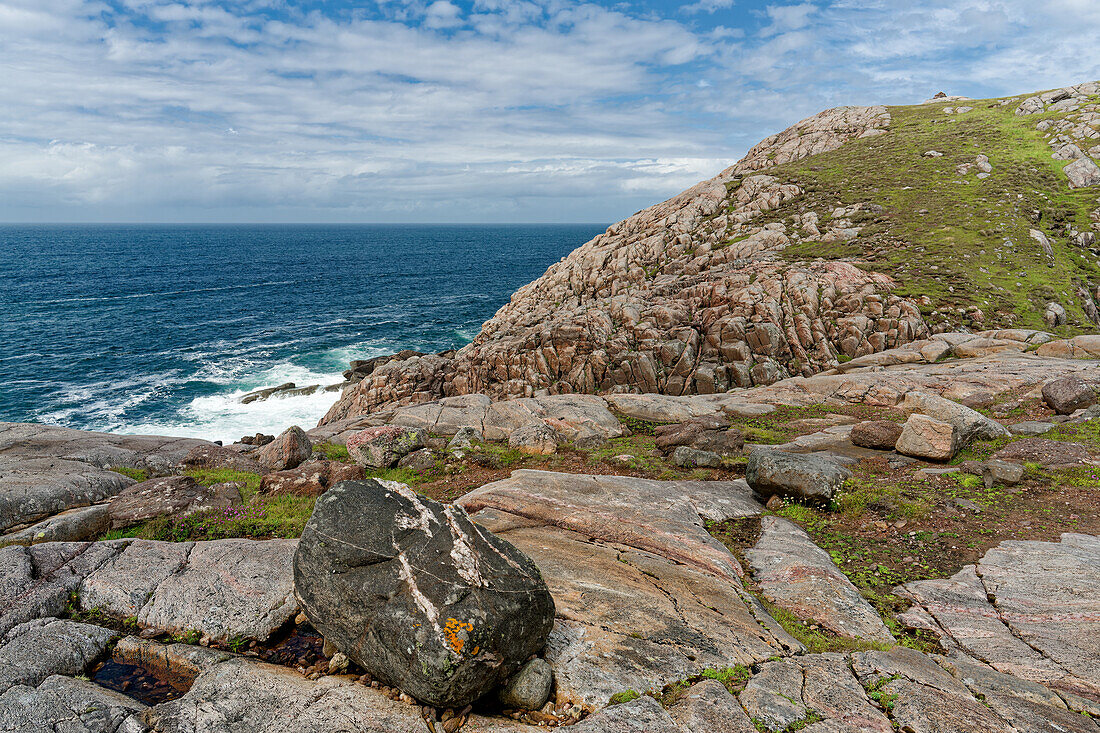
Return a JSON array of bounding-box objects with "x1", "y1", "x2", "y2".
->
[{"x1": 3, "y1": 82, "x2": 1100, "y2": 732}]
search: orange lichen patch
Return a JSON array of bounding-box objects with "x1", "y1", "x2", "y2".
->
[{"x1": 443, "y1": 618, "x2": 473, "y2": 654}]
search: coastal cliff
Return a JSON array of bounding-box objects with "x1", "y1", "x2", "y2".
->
[{"x1": 323, "y1": 82, "x2": 1100, "y2": 424}]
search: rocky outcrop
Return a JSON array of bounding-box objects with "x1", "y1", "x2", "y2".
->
[{"x1": 321, "y1": 105, "x2": 922, "y2": 423}]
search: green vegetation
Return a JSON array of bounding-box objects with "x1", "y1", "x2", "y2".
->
[
  {"x1": 110, "y1": 466, "x2": 149, "y2": 482},
  {"x1": 757, "y1": 598, "x2": 893, "y2": 655},
  {"x1": 608, "y1": 689, "x2": 641, "y2": 706},
  {"x1": 135, "y1": 495, "x2": 316, "y2": 541},
  {"x1": 184, "y1": 468, "x2": 263, "y2": 501},
  {"x1": 700, "y1": 665, "x2": 752, "y2": 693},
  {"x1": 745, "y1": 96, "x2": 1100, "y2": 332},
  {"x1": 314, "y1": 442, "x2": 351, "y2": 462}
]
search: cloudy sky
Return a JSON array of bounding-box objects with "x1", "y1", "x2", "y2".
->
[{"x1": 2, "y1": 0, "x2": 1098, "y2": 223}]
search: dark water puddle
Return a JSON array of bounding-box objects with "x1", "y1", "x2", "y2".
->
[
  {"x1": 93, "y1": 659, "x2": 185, "y2": 706},
  {"x1": 253, "y1": 625, "x2": 326, "y2": 668}
]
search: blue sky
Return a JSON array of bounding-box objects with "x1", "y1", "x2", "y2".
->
[{"x1": 1, "y1": 1, "x2": 1098, "y2": 223}]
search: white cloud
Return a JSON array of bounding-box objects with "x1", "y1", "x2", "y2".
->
[
  {"x1": 1, "y1": 0, "x2": 1099, "y2": 223},
  {"x1": 682, "y1": 0, "x2": 735, "y2": 14}
]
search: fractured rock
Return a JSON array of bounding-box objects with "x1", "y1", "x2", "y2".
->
[
  {"x1": 107, "y1": 475, "x2": 236, "y2": 529},
  {"x1": 849, "y1": 420, "x2": 903, "y2": 450},
  {"x1": 508, "y1": 423, "x2": 558, "y2": 455},
  {"x1": 293, "y1": 479, "x2": 555, "y2": 708},
  {"x1": 1042, "y1": 375, "x2": 1097, "y2": 414},
  {"x1": 254, "y1": 425, "x2": 313, "y2": 471},
  {"x1": 258, "y1": 459, "x2": 365, "y2": 496},
  {"x1": 896, "y1": 414, "x2": 958, "y2": 461}
]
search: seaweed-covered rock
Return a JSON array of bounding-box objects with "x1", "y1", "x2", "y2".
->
[{"x1": 293, "y1": 480, "x2": 555, "y2": 708}]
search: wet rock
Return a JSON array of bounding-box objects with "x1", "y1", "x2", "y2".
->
[
  {"x1": 255, "y1": 426, "x2": 312, "y2": 471},
  {"x1": 0, "y1": 618, "x2": 117, "y2": 692},
  {"x1": 747, "y1": 517, "x2": 893, "y2": 642},
  {"x1": 113, "y1": 635, "x2": 233, "y2": 688},
  {"x1": 507, "y1": 423, "x2": 558, "y2": 455},
  {"x1": 896, "y1": 414, "x2": 958, "y2": 461},
  {"x1": 293, "y1": 479, "x2": 555, "y2": 709},
  {"x1": 671, "y1": 446, "x2": 722, "y2": 468},
  {"x1": 181, "y1": 444, "x2": 266, "y2": 474},
  {"x1": 498, "y1": 658, "x2": 553, "y2": 710},
  {"x1": 346, "y1": 425, "x2": 426, "y2": 468},
  {"x1": 258, "y1": 460, "x2": 364, "y2": 497},
  {"x1": 849, "y1": 420, "x2": 903, "y2": 450},
  {"x1": 240, "y1": 383, "x2": 296, "y2": 405},
  {"x1": 745, "y1": 451, "x2": 851, "y2": 503},
  {"x1": 107, "y1": 475, "x2": 236, "y2": 529},
  {"x1": 1042, "y1": 375, "x2": 1097, "y2": 414}
]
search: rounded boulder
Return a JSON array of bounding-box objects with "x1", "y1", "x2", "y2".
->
[{"x1": 293, "y1": 479, "x2": 555, "y2": 709}]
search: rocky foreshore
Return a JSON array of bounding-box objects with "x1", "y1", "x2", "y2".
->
[{"x1": 5, "y1": 81, "x2": 1100, "y2": 732}]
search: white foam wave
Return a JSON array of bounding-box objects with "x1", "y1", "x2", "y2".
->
[{"x1": 29, "y1": 280, "x2": 299, "y2": 305}]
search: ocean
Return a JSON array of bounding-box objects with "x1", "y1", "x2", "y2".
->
[{"x1": 0, "y1": 224, "x2": 603, "y2": 444}]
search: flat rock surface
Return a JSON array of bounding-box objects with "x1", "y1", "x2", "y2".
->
[
  {"x1": 900, "y1": 533, "x2": 1100, "y2": 698},
  {"x1": 0, "y1": 674, "x2": 147, "y2": 733},
  {"x1": 0, "y1": 456, "x2": 133, "y2": 533},
  {"x1": 0, "y1": 422, "x2": 209, "y2": 471},
  {"x1": 140, "y1": 538, "x2": 298, "y2": 642},
  {"x1": 0, "y1": 502, "x2": 111, "y2": 545},
  {"x1": 459, "y1": 470, "x2": 763, "y2": 583},
  {"x1": 746, "y1": 517, "x2": 893, "y2": 642}
]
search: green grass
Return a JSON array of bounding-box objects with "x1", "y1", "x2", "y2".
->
[
  {"x1": 314, "y1": 442, "x2": 351, "y2": 462},
  {"x1": 184, "y1": 468, "x2": 263, "y2": 502},
  {"x1": 109, "y1": 466, "x2": 149, "y2": 482},
  {"x1": 608, "y1": 689, "x2": 641, "y2": 706},
  {"x1": 757, "y1": 598, "x2": 893, "y2": 655},
  {"x1": 743, "y1": 93, "x2": 1100, "y2": 332},
  {"x1": 363, "y1": 466, "x2": 430, "y2": 485}
]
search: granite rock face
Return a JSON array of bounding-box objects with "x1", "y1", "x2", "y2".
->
[
  {"x1": 107, "y1": 475, "x2": 237, "y2": 529},
  {"x1": 1042, "y1": 375, "x2": 1097, "y2": 414},
  {"x1": 0, "y1": 457, "x2": 133, "y2": 533},
  {"x1": 746, "y1": 517, "x2": 893, "y2": 642},
  {"x1": 293, "y1": 479, "x2": 555, "y2": 708},
  {"x1": 850, "y1": 420, "x2": 903, "y2": 450},
  {"x1": 320, "y1": 106, "x2": 919, "y2": 421},
  {"x1": 896, "y1": 414, "x2": 958, "y2": 461},
  {"x1": 254, "y1": 425, "x2": 313, "y2": 471},
  {"x1": 346, "y1": 425, "x2": 426, "y2": 468}
]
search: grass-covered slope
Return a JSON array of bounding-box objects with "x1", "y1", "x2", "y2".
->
[{"x1": 753, "y1": 92, "x2": 1100, "y2": 332}]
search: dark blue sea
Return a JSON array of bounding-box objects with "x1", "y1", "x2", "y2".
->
[{"x1": 0, "y1": 224, "x2": 603, "y2": 443}]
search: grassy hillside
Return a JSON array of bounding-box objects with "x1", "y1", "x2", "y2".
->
[{"x1": 739, "y1": 91, "x2": 1100, "y2": 333}]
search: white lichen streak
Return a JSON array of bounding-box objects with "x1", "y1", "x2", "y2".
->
[
  {"x1": 388, "y1": 482, "x2": 439, "y2": 536},
  {"x1": 444, "y1": 506, "x2": 486, "y2": 588}
]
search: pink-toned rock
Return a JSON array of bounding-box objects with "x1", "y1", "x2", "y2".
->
[
  {"x1": 896, "y1": 414, "x2": 957, "y2": 461},
  {"x1": 258, "y1": 460, "x2": 365, "y2": 496},
  {"x1": 255, "y1": 426, "x2": 312, "y2": 471},
  {"x1": 346, "y1": 425, "x2": 425, "y2": 468},
  {"x1": 181, "y1": 444, "x2": 265, "y2": 474}
]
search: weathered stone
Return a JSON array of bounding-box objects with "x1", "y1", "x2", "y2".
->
[
  {"x1": 113, "y1": 635, "x2": 233, "y2": 688},
  {"x1": 0, "y1": 422, "x2": 209, "y2": 472},
  {"x1": 668, "y1": 679, "x2": 757, "y2": 733},
  {"x1": 254, "y1": 426, "x2": 313, "y2": 471},
  {"x1": 79, "y1": 539, "x2": 192, "y2": 618},
  {"x1": 849, "y1": 420, "x2": 903, "y2": 450},
  {"x1": 0, "y1": 503, "x2": 111, "y2": 545},
  {"x1": 0, "y1": 674, "x2": 147, "y2": 733},
  {"x1": 1042, "y1": 375, "x2": 1097, "y2": 414},
  {"x1": 981, "y1": 459, "x2": 1024, "y2": 487},
  {"x1": 896, "y1": 414, "x2": 957, "y2": 461},
  {"x1": 571, "y1": 693, "x2": 683, "y2": 733},
  {"x1": 107, "y1": 475, "x2": 235, "y2": 529},
  {"x1": 180, "y1": 444, "x2": 266, "y2": 474},
  {"x1": 671, "y1": 446, "x2": 722, "y2": 468},
  {"x1": 0, "y1": 618, "x2": 117, "y2": 692},
  {"x1": 900, "y1": 390, "x2": 1009, "y2": 444},
  {"x1": 1065, "y1": 156, "x2": 1100, "y2": 188},
  {"x1": 1009, "y1": 420, "x2": 1055, "y2": 436},
  {"x1": 294, "y1": 480, "x2": 555, "y2": 708},
  {"x1": 447, "y1": 426, "x2": 482, "y2": 454},
  {"x1": 745, "y1": 451, "x2": 851, "y2": 503},
  {"x1": 397, "y1": 447, "x2": 437, "y2": 471},
  {"x1": 508, "y1": 423, "x2": 558, "y2": 455},
  {"x1": 0, "y1": 457, "x2": 132, "y2": 534},
  {"x1": 140, "y1": 538, "x2": 298, "y2": 642},
  {"x1": 258, "y1": 459, "x2": 364, "y2": 496},
  {"x1": 747, "y1": 517, "x2": 893, "y2": 642},
  {"x1": 346, "y1": 425, "x2": 426, "y2": 468},
  {"x1": 499, "y1": 658, "x2": 553, "y2": 710}
]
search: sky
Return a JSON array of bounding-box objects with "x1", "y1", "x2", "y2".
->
[{"x1": 1, "y1": 1, "x2": 1099, "y2": 223}]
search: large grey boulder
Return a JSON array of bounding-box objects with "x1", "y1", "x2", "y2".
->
[
  {"x1": 0, "y1": 504, "x2": 111, "y2": 545},
  {"x1": 745, "y1": 451, "x2": 851, "y2": 503},
  {"x1": 293, "y1": 480, "x2": 555, "y2": 708},
  {"x1": 0, "y1": 674, "x2": 147, "y2": 733},
  {"x1": 0, "y1": 618, "x2": 117, "y2": 692},
  {"x1": 1066, "y1": 156, "x2": 1100, "y2": 188}
]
